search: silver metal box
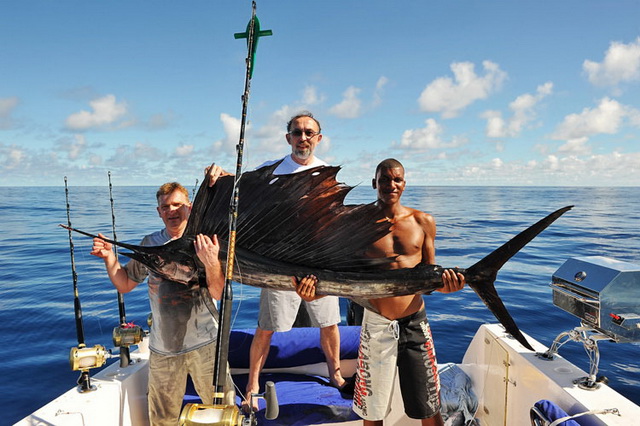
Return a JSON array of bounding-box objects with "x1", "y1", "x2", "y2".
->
[{"x1": 551, "y1": 256, "x2": 640, "y2": 342}]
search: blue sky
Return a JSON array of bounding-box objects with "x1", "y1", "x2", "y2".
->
[{"x1": 1, "y1": 0, "x2": 639, "y2": 187}]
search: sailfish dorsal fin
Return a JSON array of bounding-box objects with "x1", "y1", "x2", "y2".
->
[{"x1": 185, "y1": 163, "x2": 394, "y2": 271}]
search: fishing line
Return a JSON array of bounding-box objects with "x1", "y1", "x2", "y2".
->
[{"x1": 229, "y1": 262, "x2": 246, "y2": 330}]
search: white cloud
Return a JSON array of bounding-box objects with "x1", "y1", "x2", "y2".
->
[
  {"x1": 175, "y1": 144, "x2": 194, "y2": 157},
  {"x1": 251, "y1": 108, "x2": 289, "y2": 156},
  {"x1": 302, "y1": 86, "x2": 323, "y2": 105},
  {"x1": 0, "y1": 97, "x2": 19, "y2": 129},
  {"x1": 491, "y1": 158, "x2": 503, "y2": 169},
  {"x1": 372, "y1": 76, "x2": 388, "y2": 107},
  {"x1": 212, "y1": 113, "x2": 241, "y2": 156},
  {"x1": 418, "y1": 60, "x2": 507, "y2": 118},
  {"x1": 583, "y1": 37, "x2": 640, "y2": 87},
  {"x1": 451, "y1": 151, "x2": 640, "y2": 185},
  {"x1": 147, "y1": 112, "x2": 175, "y2": 130},
  {"x1": 53, "y1": 134, "x2": 88, "y2": 160},
  {"x1": 395, "y1": 118, "x2": 466, "y2": 151},
  {"x1": 557, "y1": 137, "x2": 591, "y2": 156},
  {"x1": 0, "y1": 144, "x2": 27, "y2": 170},
  {"x1": 551, "y1": 97, "x2": 627, "y2": 140},
  {"x1": 539, "y1": 151, "x2": 640, "y2": 184},
  {"x1": 483, "y1": 82, "x2": 553, "y2": 138},
  {"x1": 628, "y1": 108, "x2": 640, "y2": 127},
  {"x1": 65, "y1": 95, "x2": 128, "y2": 130},
  {"x1": 133, "y1": 142, "x2": 164, "y2": 161},
  {"x1": 329, "y1": 86, "x2": 362, "y2": 119},
  {"x1": 68, "y1": 134, "x2": 87, "y2": 160}
]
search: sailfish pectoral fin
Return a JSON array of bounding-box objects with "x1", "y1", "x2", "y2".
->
[{"x1": 464, "y1": 205, "x2": 573, "y2": 351}]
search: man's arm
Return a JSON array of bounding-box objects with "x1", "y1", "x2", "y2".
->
[
  {"x1": 194, "y1": 234, "x2": 225, "y2": 300},
  {"x1": 416, "y1": 211, "x2": 466, "y2": 293},
  {"x1": 416, "y1": 211, "x2": 437, "y2": 264},
  {"x1": 90, "y1": 233, "x2": 140, "y2": 293}
]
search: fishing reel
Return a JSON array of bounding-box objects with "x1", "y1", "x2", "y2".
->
[
  {"x1": 69, "y1": 344, "x2": 109, "y2": 371},
  {"x1": 69, "y1": 343, "x2": 110, "y2": 392},
  {"x1": 179, "y1": 382, "x2": 278, "y2": 426},
  {"x1": 112, "y1": 323, "x2": 144, "y2": 347},
  {"x1": 112, "y1": 322, "x2": 144, "y2": 368}
]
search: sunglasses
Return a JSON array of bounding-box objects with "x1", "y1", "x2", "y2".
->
[{"x1": 288, "y1": 129, "x2": 320, "y2": 138}]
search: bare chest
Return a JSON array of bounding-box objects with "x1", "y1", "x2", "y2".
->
[{"x1": 367, "y1": 221, "x2": 424, "y2": 259}]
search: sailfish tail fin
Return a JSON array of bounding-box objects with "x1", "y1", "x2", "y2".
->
[{"x1": 464, "y1": 206, "x2": 573, "y2": 351}]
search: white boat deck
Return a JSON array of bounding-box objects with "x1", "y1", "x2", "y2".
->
[
  {"x1": 463, "y1": 324, "x2": 640, "y2": 426},
  {"x1": 17, "y1": 324, "x2": 640, "y2": 426}
]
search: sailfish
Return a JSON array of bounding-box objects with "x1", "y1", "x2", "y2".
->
[{"x1": 63, "y1": 161, "x2": 572, "y2": 351}]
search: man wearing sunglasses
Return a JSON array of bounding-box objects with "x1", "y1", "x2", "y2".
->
[{"x1": 206, "y1": 111, "x2": 350, "y2": 412}]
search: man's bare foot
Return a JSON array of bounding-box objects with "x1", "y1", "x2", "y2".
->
[
  {"x1": 241, "y1": 387, "x2": 260, "y2": 413},
  {"x1": 331, "y1": 374, "x2": 356, "y2": 397},
  {"x1": 329, "y1": 377, "x2": 346, "y2": 389}
]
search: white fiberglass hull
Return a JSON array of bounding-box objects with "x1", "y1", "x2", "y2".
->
[{"x1": 17, "y1": 325, "x2": 640, "y2": 426}]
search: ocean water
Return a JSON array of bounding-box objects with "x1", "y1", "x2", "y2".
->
[{"x1": 1, "y1": 185, "x2": 639, "y2": 424}]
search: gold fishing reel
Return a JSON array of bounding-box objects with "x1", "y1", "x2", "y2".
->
[
  {"x1": 112, "y1": 323, "x2": 143, "y2": 347},
  {"x1": 179, "y1": 404, "x2": 243, "y2": 426},
  {"x1": 179, "y1": 382, "x2": 278, "y2": 426},
  {"x1": 69, "y1": 344, "x2": 109, "y2": 371}
]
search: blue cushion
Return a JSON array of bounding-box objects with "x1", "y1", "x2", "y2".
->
[
  {"x1": 534, "y1": 400, "x2": 581, "y2": 425},
  {"x1": 233, "y1": 373, "x2": 359, "y2": 425},
  {"x1": 228, "y1": 326, "x2": 361, "y2": 369}
]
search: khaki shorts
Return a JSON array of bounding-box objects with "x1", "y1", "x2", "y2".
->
[
  {"x1": 257, "y1": 289, "x2": 341, "y2": 332},
  {"x1": 148, "y1": 342, "x2": 235, "y2": 426}
]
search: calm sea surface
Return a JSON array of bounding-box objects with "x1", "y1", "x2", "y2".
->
[{"x1": 1, "y1": 185, "x2": 639, "y2": 424}]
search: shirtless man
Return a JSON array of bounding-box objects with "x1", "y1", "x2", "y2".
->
[{"x1": 296, "y1": 158, "x2": 465, "y2": 426}]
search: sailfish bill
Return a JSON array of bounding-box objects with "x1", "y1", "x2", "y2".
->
[{"x1": 61, "y1": 163, "x2": 573, "y2": 351}]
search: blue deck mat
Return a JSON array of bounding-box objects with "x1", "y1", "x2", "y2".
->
[{"x1": 184, "y1": 326, "x2": 361, "y2": 425}]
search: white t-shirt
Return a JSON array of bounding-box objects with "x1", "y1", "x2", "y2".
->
[{"x1": 257, "y1": 154, "x2": 327, "y2": 175}]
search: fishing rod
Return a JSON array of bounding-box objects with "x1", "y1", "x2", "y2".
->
[
  {"x1": 192, "y1": 178, "x2": 199, "y2": 201},
  {"x1": 108, "y1": 171, "x2": 142, "y2": 368},
  {"x1": 215, "y1": 0, "x2": 275, "y2": 411},
  {"x1": 179, "y1": 2, "x2": 276, "y2": 425},
  {"x1": 64, "y1": 177, "x2": 108, "y2": 392}
]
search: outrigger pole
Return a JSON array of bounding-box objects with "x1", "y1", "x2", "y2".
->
[{"x1": 213, "y1": 0, "x2": 272, "y2": 406}]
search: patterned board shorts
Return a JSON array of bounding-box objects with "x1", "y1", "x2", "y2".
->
[{"x1": 352, "y1": 307, "x2": 441, "y2": 420}]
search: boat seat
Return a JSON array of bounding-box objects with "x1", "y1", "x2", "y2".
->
[{"x1": 185, "y1": 326, "x2": 361, "y2": 425}]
